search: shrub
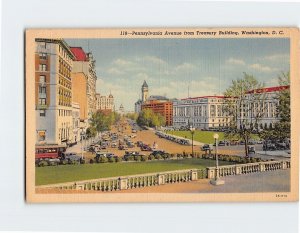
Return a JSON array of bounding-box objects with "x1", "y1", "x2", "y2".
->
[
  {"x1": 115, "y1": 157, "x2": 121, "y2": 162},
  {"x1": 155, "y1": 154, "x2": 163, "y2": 160},
  {"x1": 224, "y1": 156, "x2": 230, "y2": 162},
  {"x1": 125, "y1": 155, "x2": 134, "y2": 161},
  {"x1": 39, "y1": 160, "x2": 48, "y2": 167},
  {"x1": 135, "y1": 155, "x2": 141, "y2": 162},
  {"x1": 89, "y1": 159, "x2": 94, "y2": 164},
  {"x1": 183, "y1": 153, "x2": 189, "y2": 158},
  {"x1": 148, "y1": 155, "x2": 155, "y2": 161},
  {"x1": 163, "y1": 153, "x2": 170, "y2": 160},
  {"x1": 108, "y1": 157, "x2": 115, "y2": 163},
  {"x1": 141, "y1": 155, "x2": 148, "y2": 162},
  {"x1": 177, "y1": 154, "x2": 182, "y2": 159},
  {"x1": 99, "y1": 157, "x2": 108, "y2": 163},
  {"x1": 60, "y1": 159, "x2": 67, "y2": 165}
]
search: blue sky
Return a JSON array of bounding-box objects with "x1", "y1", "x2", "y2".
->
[{"x1": 66, "y1": 38, "x2": 290, "y2": 112}]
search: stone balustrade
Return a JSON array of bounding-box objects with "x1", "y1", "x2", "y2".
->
[
  {"x1": 37, "y1": 168, "x2": 205, "y2": 192},
  {"x1": 207, "y1": 160, "x2": 291, "y2": 179},
  {"x1": 37, "y1": 159, "x2": 290, "y2": 192}
]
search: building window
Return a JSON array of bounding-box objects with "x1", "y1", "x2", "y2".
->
[
  {"x1": 39, "y1": 53, "x2": 47, "y2": 60},
  {"x1": 39, "y1": 75, "x2": 46, "y2": 83},
  {"x1": 39, "y1": 86, "x2": 46, "y2": 94},
  {"x1": 38, "y1": 98, "x2": 46, "y2": 105},
  {"x1": 39, "y1": 64, "x2": 47, "y2": 71},
  {"x1": 37, "y1": 131, "x2": 46, "y2": 141},
  {"x1": 40, "y1": 110, "x2": 46, "y2": 117}
]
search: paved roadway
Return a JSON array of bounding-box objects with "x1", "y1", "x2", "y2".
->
[{"x1": 66, "y1": 118, "x2": 290, "y2": 161}]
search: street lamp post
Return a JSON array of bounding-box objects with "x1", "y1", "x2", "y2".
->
[
  {"x1": 210, "y1": 133, "x2": 225, "y2": 186},
  {"x1": 190, "y1": 126, "x2": 195, "y2": 157},
  {"x1": 80, "y1": 128, "x2": 85, "y2": 160}
]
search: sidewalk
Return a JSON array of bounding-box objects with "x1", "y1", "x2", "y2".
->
[{"x1": 116, "y1": 169, "x2": 290, "y2": 193}]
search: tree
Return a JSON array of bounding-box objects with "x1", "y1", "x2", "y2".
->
[
  {"x1": 274, "y1": 72, "x2": 290, "y2": 140},
  {"x1": 261, "y1": 72, "x2": 290, "y2": 141},
  {"x1": 126, "y1": 112, "x2": 138, "y2": 121},
  {"x1": 137, "y1": 109, "x2": 166, "y2": 127},
  {"x1": 224, "y1": 73, "x2": 266, "y2": 157},
  {"x1": 86, "y1": 126, "x2": 97, "y2": 138},
  {"x1": 89, "y1": 110, "x2": 121, "y2": 134}
]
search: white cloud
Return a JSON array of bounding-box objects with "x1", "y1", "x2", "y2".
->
[
  {"x1": 226, "y1": 58, "x2": 246, "y2": 66},
  {"x1": 263, "y1": 53, "x2": 289, "y2": 61},
  {"x1": 174, "y1": 62, "x2": 196, "y2": 73},
  {"x1": 106, "y1": 67, "x2": 124, "y2": 75},
  {"x1": 143, "y1": 56, "x2": 166, "y2": 65},
  {"x1": 249, "y1": 63, "x2": 277, "y2": 73},
  {"x1": 113, "y1": 58, "x2": 135, "y2": 67}
]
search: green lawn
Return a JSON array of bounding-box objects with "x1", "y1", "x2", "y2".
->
[
  {"x1": 166, "y1": 130, "x2": 225, "y2": 144},
  {"x1": 36, "y1": 159, "x2": 233, "y2": 186},
  {"x1": 166, "y1": 130, "x2": 261, "y2": 144}
]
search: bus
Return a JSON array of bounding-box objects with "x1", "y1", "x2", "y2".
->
[{"x1": 35, "y1": 145, "x2": 67, "y2": 160}]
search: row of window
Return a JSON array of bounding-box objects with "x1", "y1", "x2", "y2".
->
[
  {"x1": 58, "y1": 45, "x2": 72, "y2": 63},
  {"x1": 58, "y1": 76, "x2": 71, "y2": 89},
  {"x1": 58, "y1": 109, "x2": 72, "y2": 117},
  {"x1": 58, "y1": 96, "x2": 72, "y2": 107},
  {"x1": 59, "y1": 58, "x2": 71, "y2": 78}
]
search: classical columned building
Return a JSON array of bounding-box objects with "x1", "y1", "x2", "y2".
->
[
  {"x1": 237, "y1": 85, "x2": 290, "y2": 130},
  {"x1": 172, "y1": 96, "x2": 231, "y2": 130}
]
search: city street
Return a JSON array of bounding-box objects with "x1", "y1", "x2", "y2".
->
[{"x1": 66, "y1": 118, "x2": 290, "y2": 161}]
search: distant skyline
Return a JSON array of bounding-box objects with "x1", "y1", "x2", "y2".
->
[{"x1": 66, "y1": 38, "x2": 290, "y2": 112}]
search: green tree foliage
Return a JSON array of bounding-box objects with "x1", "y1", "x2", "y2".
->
[
  {"x1": 125, "y1": 112, "x2": 138, "y2": 121},
  {"x1": 137, "y1": 109, "x2": 166, "y2": 127},
  {"x1": 224, "y1": 73, "x2": 266, "y2": 157},
  {"x1": 89, "y1": 111, "x2": 121, "y2": 134},
  {"x1": 86, "y1": 126, "x2": 97, "y2": 138},
  {"x1": 260, "y1": 72, "x2": 290, "y2": 141}
]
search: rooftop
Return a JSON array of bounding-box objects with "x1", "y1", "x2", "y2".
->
[
  {"x1": 142, "y1": 80, "x2": 148, "y2": 88},
  {"x1": 36, "y1": 38, "x2": 75, "y2": 60},
  {"x1": 148, "y1": 95, "x2": 169, "y2": 101},
  {"x1": 70, "y1": 47, "x2": 88, "y2": 61},
  {"x1": 182, "y1": 95, "x2": 226, "y2": 100},
  {"x1": 246, "y1": 85, "x2": 290, "y2": 94}
]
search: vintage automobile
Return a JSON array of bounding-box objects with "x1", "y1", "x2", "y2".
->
[
  {"x1": 248, "y1": 146, "x2": 256, "y2": 154},
  {"x1": 60, "y1": 152, "x2": 85, "y2": 164},
  {"x1": 201, "y1": 144, "x2": 214, "y2": 152}
]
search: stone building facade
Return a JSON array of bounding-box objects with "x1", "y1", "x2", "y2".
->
[
  {"x1": 172, "y1": 96, "x2": 231, "y2": 130},
  {"x1": 35, "y1": 38, "x2": 75, "y2": 145}
]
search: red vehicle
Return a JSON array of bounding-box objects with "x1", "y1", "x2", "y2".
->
[{"x1": 35, "y1": 145, "x2": 66, "y2": 160}]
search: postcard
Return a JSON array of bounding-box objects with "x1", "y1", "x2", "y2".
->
[{"x1": 26, "y1": 28, "x2": 299, "y2": 202}]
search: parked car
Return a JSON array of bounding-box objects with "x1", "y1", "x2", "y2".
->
[
  {"x1": 218, "y1": 141, "x2": 226, "y2": 146},
  {"x1": 201, "y1": 144, "x2": 214, "y2": 152},
  {"x1": 263, "y1": 141, "x2": 277, "y2": 151},
  {"x1": 136, "y1": 141, "x2": 143, "y2": 147},
  {"x1": 248, "y1": 146, "x2": 256, "y2": 154},
  {"x1": 60, "y1": 152, "x2": 85, "y2": 164},
  {"x1": 118, "y1": 144, "x2": 127, "y2": 150},
  {"x1": 151, "y1": 150, "x2": 165, "y2": 156},
  {"x1": 127, "y1": 141, "x2": 135, "y2": 148},
  {"x1": 111, "y1": 142, "x2": 117, "y2": 148},
  {"x1": 141, "y1": 144, "x2": 152, "y2": 151}
]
